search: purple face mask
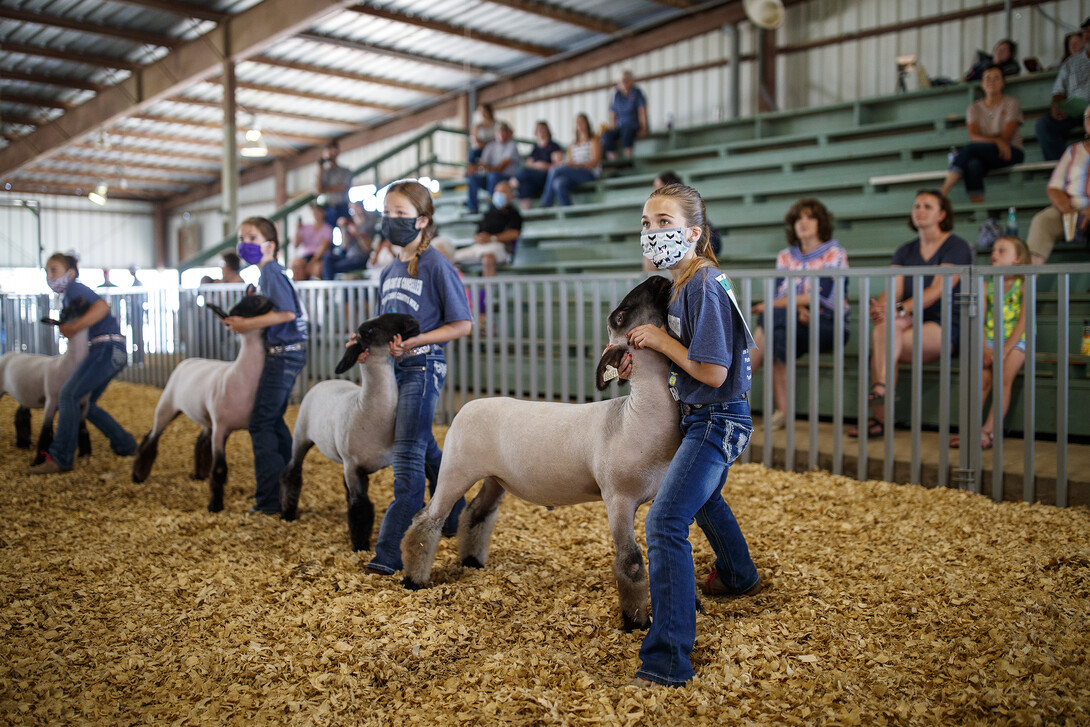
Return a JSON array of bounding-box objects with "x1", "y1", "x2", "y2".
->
[
  {"x1": 237, "y1": 242, "x2": 264, "y2": 265},
  {"x1": 47, "y1": 273, "x2": 71, "y2": 294}
]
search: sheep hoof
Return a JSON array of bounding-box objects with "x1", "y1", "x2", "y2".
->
[
  {"x1": 461, "y1": 556, "x2": 485, "y2": 570},
  {"x1": 280, "y1": 508, "x2": 298, "y2": 522},
  {"x1": 402, "y1": 576, "x2": 429, "y2": 591},
  {"x1": 622, "y1": 612, "x2": 650, "y2": 632},
  {"x1": 207, "y1": 500, "x2": 224, "y2": 513}
]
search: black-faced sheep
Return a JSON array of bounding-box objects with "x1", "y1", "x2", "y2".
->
[
  {"x1": 279, "y1": 313, "x2": 420, "y2": 551},
  {"x1": 0, "y1": 298, "x2": 93, "y2": 463},
  {"x1": 131, "y1": 294, "x2": 274, "y2": 512},
  {"x1": 400, "y1": 276, "x2": 680, "y2": 630}
]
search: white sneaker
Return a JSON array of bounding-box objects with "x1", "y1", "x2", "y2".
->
[{"x1": 769, "y1": 410, "x2": 787, "y2": 430}]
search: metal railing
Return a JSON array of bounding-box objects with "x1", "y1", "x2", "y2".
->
[{"x1": 3, "y1": 263, "x2": 1086, "y2": 505}]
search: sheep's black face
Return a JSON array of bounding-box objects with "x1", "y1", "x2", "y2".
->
[
  {"x1": 334, "y1": 313, "x2": 421, "y2": 374},
  {"x1": 596, "y1": 276, "x2": 672, "y2": 390},
  {"x1": 228, "y1": 295, "x2": 274, "y2": 318}
]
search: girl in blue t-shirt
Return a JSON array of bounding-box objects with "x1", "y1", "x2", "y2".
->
[
  {"x1": 349, "y1": 180, "x2": 473, "y2": 575},
  {"x1": 227, "y1": 217, "x2": 308, "y2": 515},
  {"x1": 623, "y1": 183, "x2": 761, "y2": 687},
  {"x1": 29, "y1": 252, "x2": 137, "y2": 474}
]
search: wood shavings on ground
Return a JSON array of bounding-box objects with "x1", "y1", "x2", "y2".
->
[{"x1": 0, "y1": 382, "x2": 1087, "y2": 725}]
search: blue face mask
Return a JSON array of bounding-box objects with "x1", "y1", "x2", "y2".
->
[
  {"x1": 492, "y1": 191, "x2": 508, "y2": 209},
  {"x1": 382, "y1": 216, "x2": 420, "y2": 247},
  {"x1": 237, "y1": 242, "x2": 264, "y2": 265}
]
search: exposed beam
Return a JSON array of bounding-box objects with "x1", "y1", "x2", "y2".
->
[
  {"x1": 0, "y1": 0, "x2": 360, "y2": 177},
  {"x1": 165, "y1": 95, "x2": 363, "y2": 129},
  {"x1": 1, "y1": 92, "x2": 73, "y2": 111},
  {"x1": 348, "y1": 4, "x2": 555, "y2": 57},
  {"x1": 46, "y1": 154, "x2": 219, "y2": 175},
  {"x1": 483, "y1": 0, "x2": 620, "y2": 34},
  {"x1": 0, "y1": 180, "x2": 167, "y2": 199},
  {"x1": 22, "y1": 167, "x2": 197, "y2": 188},
  {"x1": 100, "y1": 0, "x2": 228, "y2": 22},
  {"x1": 221, "y1": 79, "x2": 402, "y2": 113},
  {"x1": 0, "y1": 41, "x2": 140, "y2": 72},
  {"x1": 645, "y1": 0, "x2": 697, "y2": 8},
  {"x1": 73, "y1": 140, "x2": 223, "y2": 162},
  {"x1": 133, "y1": 113, "x2": 326, "y2": 145},
  {"x1": 297, "y1": 31, "x2": 488, "y2": 76},
  {"x1": 1, "y1": 69, "x2": 105, "y2": 93},
  {"x1": 100, "y1": 127, "x2": 225, "y2": 148},
  {"x1": 0, "y1": 7, "x2": 181, "y2": 49},
  {"x1": 248, "y1": 55, "x2": 445, "y2": 96},
  {"x1": 1, "y1": 112, "x2": 51, "y2": 127}
]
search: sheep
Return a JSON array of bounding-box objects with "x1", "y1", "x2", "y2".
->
[
  {"x1": 279, "y1": 313, "x2": 420, "y2": 552},
  {"x1": 0, "y1": 298, "x2": 93, "y2": 463},
  {"x1": 400, "y1": 275, "x2": 680, "y2": 630},
  {"x1": 131, "y1": 293, "x2": 274, "y2": 512}
]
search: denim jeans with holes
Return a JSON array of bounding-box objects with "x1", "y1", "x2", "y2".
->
[
  {"x1": 636, "y1": 396, "x2": 759, "y2": 686},
  {"x1": 368, "y1": 350, "x2": 465, "y2": 573},
  {"x1": 49, "y1": 341, "x2": 135, "y2": 470},
  {"x1": 249, "y1": 349, "x2": 306, "y2": 514}
]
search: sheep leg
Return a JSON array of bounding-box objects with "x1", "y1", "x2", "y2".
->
[
  {"x1": 207, "y1": 429, "x2": 229, "y2": 513},
  {"x1": 14, "y1": 407, "x2": 31, "y2": 449},
  {"x1": 400, "y1": 508, "x2": 445, "y2": 590},
  {"x1": 605, "y1": 498, "x2": 650, "y2": 631},
  {"x1": 278, "y1": 439, "x2": 313, "y2": 523},
  {"x1": 32, "y1": 420, "x2": 55, "y2": 466},
  {"x1": 77, "y1": 419, "x2": 91, "y2": 458},
  {"x1": 192, "y1": 428, "x2": 212, "y2": 480},
  {"x1": 457, "y1": 477, "x2": 507, "y2": 570},
  {"x1": 131, "y1": 411, "x2": 180, "y2": 483},
  {"x1": 345, "y1": 465, "x2": 375, "y2": 552}
]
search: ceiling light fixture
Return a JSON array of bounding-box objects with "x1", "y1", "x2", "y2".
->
[
  {"x1": 88, "y1": 183, "x2": 108, "y2": 206},
  {"x1": 241, "y1": 116, "x2": 268, "y2": 158}
]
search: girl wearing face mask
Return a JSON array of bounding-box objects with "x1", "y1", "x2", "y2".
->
[
  {"x1": 228, "y1": 217, "x2": 308, "y2": 515},
  {"x1": 350, "y1": 180, "x2": 472, "y2": 575},
  {"x1": 623, "y1": 183, "x2": 761, "y2": 687},
  {"x1": 29, "y1": 252, "x2": 138, "y2": 474}
]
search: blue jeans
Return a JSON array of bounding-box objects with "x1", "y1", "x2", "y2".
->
[
  {"x1": 368, "y1": 350, "x2": 465, "y2": 573},
  {"x1": 514, "y1": 167, "x2": 549, "y2": 200},
  {"x1": 539, "y1": 166, "x2": 598, "y2": 207},
  {"x1": 249, "y1": 349, "x2": 306, "y2": 513},
  {"x1": 601, "y1": 124, "x2": 639, "y2": 155},
  {"x1": 322, "y1": 250, "x2": 368, "y2": 280},
  {"x1": 951, "y1": 142, "x2": 1024, "y2": 195},
  {"x1": 1035, "y1": 115, "x2": 1081, "y2": 161},
  {"x1": 323, "y1": 203, "x2": 350, "y2": 228},
  {"x1": 49, "y1": 341, "x2": 135, "y2": 470},
  {"x1": 636, "y1": 397, "x2": 758, "y2": 686},
  {"x1": 466, "y1": 172, "x2": 507, "y2": 213}
]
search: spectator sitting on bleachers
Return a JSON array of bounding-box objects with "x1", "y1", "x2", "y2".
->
[
  {"x1": 540, "y1": 113, "x2": 602, "y2": 208},
  {"x1": 1036, "y1": 18, "x2": 1090, "y2": 161},
  {"x1": 940, "y1": 65, "x2": 1024, "y2": 204},
  {"x1": 291, "y1": 204, "x2": 332, "y2": 281},
  {"x1": 466, "y1": 122, "x2": 519, "y2": 214},
  {"x1": 319, "y1": 213, "x2": 371, "y2": 280},
  {"x1": 316, "y1": 139, "x2": 353, "y2": 228},
  {"x1": 454, "y1": 180, "x2": 522, "y2": 277},
  {"x1": 964, "y1": 39, "x2": 1021, "y2": 81},
  {"x1": 1050, "y1": 32, "x2": 1084, "y2": 70},
  {"x1": 601, "y1": 70, "x2": 647, "y2": 160},
  {"x1": 850, "y1": 191, "x2": 972, "y2": 438},
  {"x1": 1026, "y1": 105, "x2": 1090, "y2": 263},
  {"x1": 218, "y1": 251, "x2": 244, "y2": 283},
  {"x1": 749, "y1": 198, "x2": 850, "y2": 430},
  {"x1": 641, "y1": 171, "x2": 721, "y2": 272},
  {"x1": 469, "y1": 103, "x2": 496, "y2": 166},
  {"x1": 514, "y1": 121, "x2": 564, "y2": 210}
]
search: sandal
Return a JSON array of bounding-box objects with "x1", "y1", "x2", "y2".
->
[
  {"x1": 981, "y1": 429, "x2": 994, "y2": 450},
  {"x1": 867, "y1": 382, "x2": 887, "y2": 405},
  {"x1": 847, "y1": 418, "x2": 883, "y2": 437}
]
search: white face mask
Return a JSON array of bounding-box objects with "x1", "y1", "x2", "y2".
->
[{"x1": 640, "y1": 227, "x2": 693, "y2": 270}]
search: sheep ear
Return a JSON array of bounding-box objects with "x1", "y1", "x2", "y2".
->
[
  {"x1": 595, "y1": 346, "x2": 628, "y2": 391},
  {"x1": 335, "y1": 343, "x2": 364, "y2": 374}
]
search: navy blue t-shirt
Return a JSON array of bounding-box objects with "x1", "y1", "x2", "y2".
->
[
  {"x1": 258, "y1": 259, "x2": 308, "y2": 346},
  {"x1": 378, "y1": 247, "x2": 472, "y2": 345},
  {"x1": 529, "y1": 141, "x2": 563, "y2": 164},
  {"x1": 890, "y1": 234, "x2": 973, "y2": 325},
  {"x1": 667, "y1": 267, "x2": 754, "y2": 405},
  {"x1": 64, "y1": 281, "x2": 120, "y2": 339}
]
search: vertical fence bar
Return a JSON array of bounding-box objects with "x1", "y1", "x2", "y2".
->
[
  {"x1": 808, "y1": 274, "x2": 820, "y2": 471},
  {"x1": 741, "y1": 278, "x2": 753, "y2": 465},
  {"x1": 1022, "y1": 273, "x2": 1036, "y2": 502},
  {"x1": 762, "y1": 277, "x2": 774, "y2": 468},
  {"x1": 499, "y1": 281, "x2": 509, "y2": 396},
  {"x1": 992, "y1": 272, "x2": 1005, "y2": 502},
  {"x1": 1056, "y1": 273, "x2": 1069, "y2": 507},
  {"x1": 544, "y1": 281, "x2": 554, "y2": 403},
  {"x1": 832, "y1": 277, "x2": 845, "y2": 475},
  {"x1": 784, "y1": 280, "x2": 796, "y2": 471},
  {"x1": 559, "y1": 279, "x2": 569, "y2": 402},
  {"x1": 591, "y1": 283, "x2": 602, "y2": 402},
  {"x1": 937, "y1": 276, "x2": 952, "y2": 488},
  {"x1": 575, "y1": 279, "x2": 586, "y2": 402},
  {"x1": 883, "y1": 275, "x2": 896, "y2": 484},
  {"x1": 969, "y1": 275, "x2": 985, "y2": 495},
  {"x1": 528, "y1": 282, "x2": 538, "y2": 400},
  {"x1": 910, "y1": 275, "x2": 923, "y2": 485},
  {"x1": 514, "y1": 280, "x2": 524, "y2": 399},
  {"x1": 857, "y1": 276, "x2": 870, "y2": 481}
]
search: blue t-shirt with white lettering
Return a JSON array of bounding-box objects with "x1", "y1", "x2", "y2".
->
[
  {"x1": 378, "y1": 247, "x2": 471, "y2": 346},
  {"x1": 258, "y1": 259, "x2": 308, "y2": 346},
  {"x1": 666, "y1": 267, "x2": 753, "y2": 405},
  {"x1": 64, "y1": 280, "x2": 120, "y2": 339}
]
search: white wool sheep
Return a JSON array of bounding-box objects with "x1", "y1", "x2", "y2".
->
[
  {"x1": 280, "y1": 313, "x2": 420, "y2": 551},
  {"x1": 400, "y1": 276, "x2": 680, "y2": 630}
]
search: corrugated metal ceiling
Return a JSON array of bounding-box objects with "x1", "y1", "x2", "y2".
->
[{"x1": 0, "y1": 0, "x2": 696, "y2": 201}]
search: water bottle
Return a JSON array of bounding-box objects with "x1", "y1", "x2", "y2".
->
[
  {"x1": 1006, "y1": 207, "x2": 1018, "y2": 236},
  {"x1": 1082, "y1": 319, "x2": 1090, "y2": 356},
  {"x1": 947, "y1": 146, "x2": 958, "y2": 166}
]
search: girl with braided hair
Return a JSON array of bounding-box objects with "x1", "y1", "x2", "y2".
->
[{"x1": 353, "y1": 180, "x2": 472, "y2": 575}]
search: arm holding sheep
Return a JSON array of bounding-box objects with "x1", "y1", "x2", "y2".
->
[
  {"x1": 627, "y1": 323, "x2": 727, "y2": 388},
  {"x1": 58, "y1": 299, "x2": 110, "y2": 339},
  {"x1": 223, "y1": 309, "x2": 295, "y2": 334},
  {"x1": 351, "y1": 319, "x2": 473, "y2": 362}
]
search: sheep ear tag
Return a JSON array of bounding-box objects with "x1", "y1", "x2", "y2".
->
[{"x1": 715, "y1": 273, "x2": 756, "y2": 350}]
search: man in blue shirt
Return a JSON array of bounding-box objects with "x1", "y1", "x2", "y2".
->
[{"x1": 601, "y1": 71, "x2": 648, "y2": 160}]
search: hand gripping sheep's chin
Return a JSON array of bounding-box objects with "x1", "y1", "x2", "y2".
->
[{"x1": 400, "y1": 276, "x2": 680, "y2": 632}]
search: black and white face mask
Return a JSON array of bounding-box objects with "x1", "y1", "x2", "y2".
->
[{"x1": 640, "y1": 227, "x2": 693, "y2": 270}]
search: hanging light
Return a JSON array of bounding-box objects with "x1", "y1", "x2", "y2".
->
[
  {"x1": 241, "y1": 116, "x2": 268, "y2": 158},
  {"x1": 88, "y1": 183, "x2": 108, "y2": 206}
]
